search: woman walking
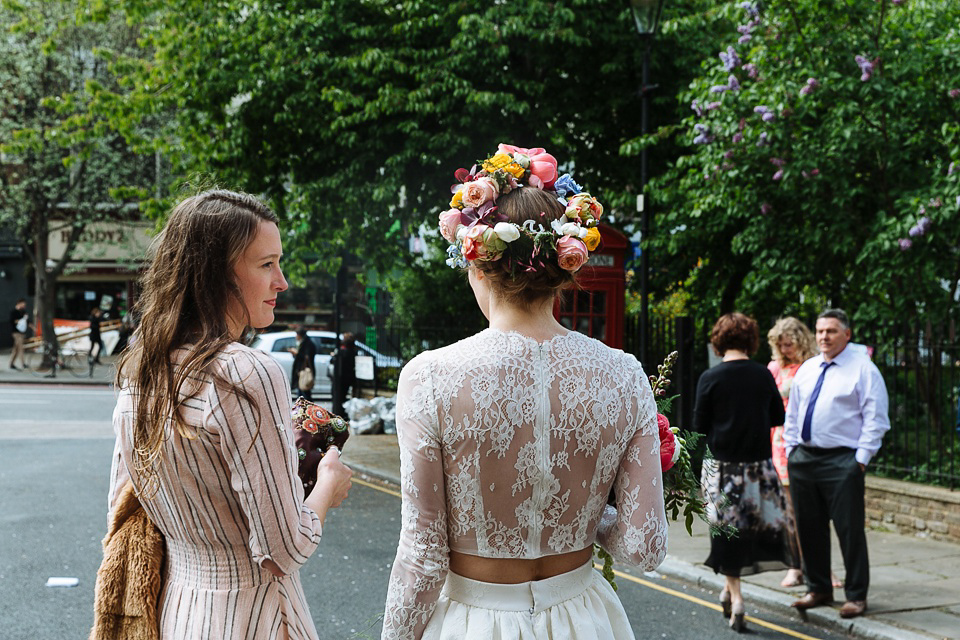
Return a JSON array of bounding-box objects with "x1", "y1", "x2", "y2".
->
[
  {"x1": 695, "y1": 312, "x2": 790, "y2": 632},
  {"x1": 382, "y1": 145, "x2": 667, "y2": 639},
  {"x1": 107, "y1": 190, "x2": 352, "y2": 638}
]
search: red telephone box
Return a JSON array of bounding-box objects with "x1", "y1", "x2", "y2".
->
[{"x1": 554, "y1": 224, "x2": 629, "y2": 349}]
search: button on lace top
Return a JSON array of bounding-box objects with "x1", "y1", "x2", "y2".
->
[{"x1": 382, "y1": 329, "x2": 668, "y2": 639}]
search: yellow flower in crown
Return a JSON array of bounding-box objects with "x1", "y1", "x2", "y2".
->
[
  {"x1": 482, "y1": 152, "x2": 514, "y2": 173},
  {"x1": 584, "y1": 227, "x2": 602, "y2": 251},
  {"x1": 503, "y1": 162, "x2": 526, "y2": 179},
  {"x1": 450, "y1": 189, "x2": 464, "y2": 209}
]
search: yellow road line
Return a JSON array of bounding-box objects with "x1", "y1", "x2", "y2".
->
[
  {"x1": 353, "y1": 476, "x2": 401, "y2": 498},
  {"x1": 354, "y1": 480, "x2": 821, "y2": 639},
  {"x1": 599, "y1": 565, "x2": 826, "y2": 640}
]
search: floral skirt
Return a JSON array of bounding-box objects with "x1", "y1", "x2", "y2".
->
[{"x1": 701, "y1": 458, "x2": 790, "y2": 577}]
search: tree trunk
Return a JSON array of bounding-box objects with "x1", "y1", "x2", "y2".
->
[{"x1": 32, "y1": 224, "x2": 59, "y2": 369}]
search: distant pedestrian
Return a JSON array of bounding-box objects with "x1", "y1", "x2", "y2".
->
[
  {"x1": 331, "y1": 332, "x2": 356, "y2": 417},
  {"x1": 784, "y1": 308, "x2": 890, "y2": 619},
  {"x1": 288, "y1": 325, "x2": 317, "y2": 401},
  {"x1": 8, "y1": 298, "x2": 29, "y2": 370},
  {"x1": 695, "y1": 312, "x2": 790, "y2": 633},
  {"x1": 88, "y1": 307, "x2": 105, "y2": 364}
]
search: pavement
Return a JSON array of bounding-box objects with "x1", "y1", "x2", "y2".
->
[{"x1": 3, "y1": 352, "x2": 959, "y2": 640}]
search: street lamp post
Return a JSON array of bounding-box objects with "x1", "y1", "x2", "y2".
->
[{"x1": 629, "y1": 0, "x2": 665, "y2": 368}]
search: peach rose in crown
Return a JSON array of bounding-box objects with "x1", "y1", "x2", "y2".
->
[
  {"x1": 439, "y1": 209, "x2": 462, "y2": 244},
  {"x1": 461, "y1": 177, "x2": 499, "y2": 208},
  {"x1": 556, "y1": 236, "x2": 588, "y2": 272},
  {"x1": 564, "y1": 193, "x2": 604, "y2": 224},
  {"x1": 461, "y1": 226, "x2": 505, "y2": 261}
]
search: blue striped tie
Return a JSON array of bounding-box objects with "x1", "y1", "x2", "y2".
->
[{"x1": 801, "y1": 362, "x2": 835, "y2": 442}]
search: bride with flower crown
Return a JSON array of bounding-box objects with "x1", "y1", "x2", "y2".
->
[{"x1": 381, "y1": 144, "x2": 668, "y2": 640}]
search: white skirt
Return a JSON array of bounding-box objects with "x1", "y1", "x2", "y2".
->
[{"x1": 422, "y1": 560, "x2": 636, "y2": 640}]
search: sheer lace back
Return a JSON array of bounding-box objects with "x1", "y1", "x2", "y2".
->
[{"x1": 383, "y1": 329, "x2": 668, "y2": 640}]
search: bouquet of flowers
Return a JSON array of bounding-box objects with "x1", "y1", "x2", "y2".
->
[{"x1": 596, "y1": 351, "x2": 709, "y2": 590}]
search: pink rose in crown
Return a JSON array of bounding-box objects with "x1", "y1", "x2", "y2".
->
[
  {"x1": 462, "y1": 177, "x2": 499, "y2": 208},
  {"x1": 439, "y1": 209, "x2": 462, "y2": 244},
  {"x1": 657, "y1": 413, "x2": 678, "y2": 471},
  {"x1": 497, "y1": 143, "x2": 558, "y2": 189},
  {"x1": 556, "y1": 236, "x2": 588, "y2": 272}
]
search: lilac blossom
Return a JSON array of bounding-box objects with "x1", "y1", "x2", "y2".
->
[
  {"x1": 908, "y1": 216, "x2": 931, "y2": 237},
  {"x1": 756, "y1": 132, "x2": 769, "y2": 147},
  {"x1": 720, "y1": 47, "x2": 741, "y2": 71},
  {"x1": 772, "y1": 169, "x2": 784, "y2": 181},
  {"x1": 802, "y1": 168, "x2": 820, "y2": 179},
  {"x1": 855, "y1": 55, "x2": 874, "y2": 82},
  {"x1": 732, "y1": 131, "x2": 743, "y2": 144},
  {"x1": 743, "y1": 63, "x2": 758, "y2": 79},
  {"x1": 710, "y1": 84, "x2": 729, "y2": 94},
  {"x1": 770, "y1": 157, "x2": 786, "y2": 167},
  {"x1": 956, "y1": 195, "x2": 960, "y2": 207},
  {"x1": 799, "y1": 77, "x2": 820, "y2": 96},
  {"x1": 930, "y1": 198, "x2": 942, "y2": 208},
  {"x1": 706, "y1": 101, "x2": 722, "y2": 111},
  {"x1": 693, "y1": 123, "x2": 713, "y2": 145},
  {"x1": 737, "y1": 24, "x2": 753, "y2": 36},
  {"x1": 949, "y1": 89, "x2": 960, "y2": 99},
  {"x1": 754, "y1": 105, "x2": 770, "y2": 115},
  {"x1": 728, "y1": 75, "x2": 741, "y2": 91},
  {"x1": 949, "y1": 162, "x2": 956, "y2": 175},
  {"x1": 738, "y1": 35, "x2": 752, "y2": 44},
  {"x1": 899, "y1": 238, "x2": 912, "y2": 250},
  {"x1": 691, "y1": 100, "x2": 704, "y2": 117},
  {"x1": 724, "y1": 150, "x2": 735, "y2": 159},
  {"x1": 739, "y1": 2, "x2": 759, "y2": 18},
  {"x1": 762, "y1": 112, "x2": 776, "y2": 122},
  {"x1": 760, "y1": 202, "x2": 772, "y2": 215},
  {"x1": 892, "y1": 0, "x2": 904, "y2": 5}
]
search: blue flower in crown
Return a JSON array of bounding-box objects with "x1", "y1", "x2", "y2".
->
[
  {"x1": 445, "y1": 243, "x2": 467, "y2": 269},
  {"x1": 553, "y1": 174, "x2": 583, "y2": 199}
]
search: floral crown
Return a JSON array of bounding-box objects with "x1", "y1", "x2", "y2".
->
[{"x1": 440, "y1": 143, "x2": 604, "y2": 273}]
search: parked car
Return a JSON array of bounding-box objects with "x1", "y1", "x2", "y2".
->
[{"x1": 251, "y1": 330, "x2": 402, "y2": 397}]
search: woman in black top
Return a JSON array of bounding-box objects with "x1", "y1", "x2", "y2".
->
[{"x1": 694, "y1": 312, "x2": 789, "y2": 632}]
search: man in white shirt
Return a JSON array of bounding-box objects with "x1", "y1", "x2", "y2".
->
[{"x1": 783, "y1": 309, "x2": 890, "y2": 620}]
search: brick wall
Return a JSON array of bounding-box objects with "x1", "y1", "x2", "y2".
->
[{"x1": 865, "y1": 476, "x2": 960, "y2": 543}]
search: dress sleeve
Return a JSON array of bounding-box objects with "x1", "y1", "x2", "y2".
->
[
  {"x1": 107, "y1": 393, "x2": 132, "y2": 512},
  {"x1": 206, "y1": 348, "x2": 323, "y2": 576},
  {"x1": 382, "y1": 356, "x2": 448, "y2": 640},
  {"x1": 596, "y1": 365, "x2": 668, "y2": 570}
]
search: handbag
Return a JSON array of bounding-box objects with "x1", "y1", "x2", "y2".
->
[
  {"x1": 291, "y1": 397, "x2": 349, "y2": 497},
  {"x1": 297, "y1": 366, "x2": 315, "y2": 392},
  {"x1": 16, "y1": 315, "x2": 27, "y2": 333}
]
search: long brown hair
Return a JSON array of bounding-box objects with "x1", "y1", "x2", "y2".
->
[{"x1": 117, "y1": 189, "x2": 279, "y2": 488}]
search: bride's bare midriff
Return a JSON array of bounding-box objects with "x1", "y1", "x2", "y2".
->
[{"x1": 449, "y1": 547, "x2": 594, "y2": 584}]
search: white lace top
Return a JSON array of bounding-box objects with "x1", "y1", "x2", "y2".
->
[{"x1": 381, "y1": 329, "x2": 668, "y2": 639}]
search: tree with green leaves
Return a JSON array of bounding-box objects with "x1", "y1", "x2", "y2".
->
[
  {"x1": 628, "y1": 0, "x2": 960, "y2": 330},
  {"x1": 84, "y1": 0, "x2": 699, "y2": 279},
  {"x1": 0, "y1": 0, "x2": 154, "y2": 364}
]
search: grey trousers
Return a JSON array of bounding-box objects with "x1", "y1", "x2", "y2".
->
[{"x1": 787, "y1": 445, "x2": 869, "y2": 602}]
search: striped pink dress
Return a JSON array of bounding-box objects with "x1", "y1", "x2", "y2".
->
[{"x1": 109, "y1": 343, "x2": 323, "y2": 639}]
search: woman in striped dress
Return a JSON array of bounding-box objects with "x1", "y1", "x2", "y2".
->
[{"x1": 108, "y1": 190, "x2": 352, "y2": 639}]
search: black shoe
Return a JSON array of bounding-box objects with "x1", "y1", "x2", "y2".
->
[{"x1": 10, "y1": 365, "x2": 19, "y2": 370}]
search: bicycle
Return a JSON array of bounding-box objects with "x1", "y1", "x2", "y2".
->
[{"x1": 23, "y1": 341, "x2": 94, "y2": 378}]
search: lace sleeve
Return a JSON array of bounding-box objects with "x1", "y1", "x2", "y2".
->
[
  {"x1": 382, "y1": 356, "x2": 449, "y2": 640},
  {"x1": 596, "y1": 365, "x2": 668, "y2": 570}
]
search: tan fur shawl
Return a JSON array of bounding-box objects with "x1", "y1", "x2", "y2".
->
[{"x1": 89, "y1": 482, "x2": 164, "y2": 640}]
